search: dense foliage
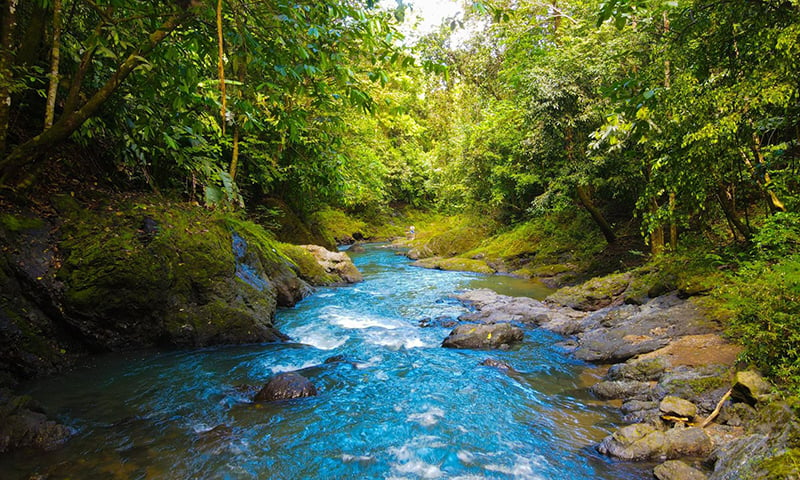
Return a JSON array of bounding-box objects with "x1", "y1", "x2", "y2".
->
[{"x1": 1, "y1": 0, "x2": 799, "y2": 390}]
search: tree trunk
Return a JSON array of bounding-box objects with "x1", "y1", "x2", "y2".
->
[
  {"x1": 216, "y1": 0, "x2": 226, "y2": 135},
  {"x1": 0, "y1": 0, "x2": 18, "y2": 156},
  {"x1": 649, "y1": 198, "x2": 665, "y2": 255},
  {"x1": 576, "y1": 184, "x2": 616, "y2": 244},
  {"x1": 0, "y1": 10, "x2": 188, "y2": 185},
  {"x1": 668, "y1": 192, "x2": 677, "y2": 251},
  {"x1": 745, "y1": 132, "x2": 786, "y2": 213},
  {"x1": 44, "y1": 0, "x2": 62, "y2": 129},
  {"x1": 716, "y1": 184, "x2": 752, "y2": 240}
]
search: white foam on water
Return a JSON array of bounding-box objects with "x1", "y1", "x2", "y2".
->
[
  {"x1": 324, "y1": 308, "x2": 403, "y2": 330},
  {"x1": 354, "y1": 355, "x2": 383, "y2": 369},
  {"x1": 457, "y1": 450, "x2": 475, "y2": 464},
  {"x1": 394, "y1": 459, "x2": 444, "y2": 479},
  {"x1": 288, "y1": 325, "x2": 347, "y2": 351},
  {"x1": 407, "y1": 406, "x2": 445, "y2": 427},
  {"x1": 365, "y1": 331, "x2": 428, "y2": 350},
  {"x1": 269, "y1": 360, "x2": 318, "y2": 374},
  {"x1": 484, "y1": 455, "x2": 547, "y2": 479},
  {"x1": 341, "y1": 453, "x2": 374, "y2": 463}
]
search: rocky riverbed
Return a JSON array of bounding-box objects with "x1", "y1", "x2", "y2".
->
[{"x1": 454, "y1": 288, "x2": 800, "y2": 479}]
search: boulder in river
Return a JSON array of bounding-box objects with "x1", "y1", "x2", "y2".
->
[
  {"x1": 441, "y1": 323, "x2": 523, "y2": 350},
  {"x1": 300, "y1": 245, "x2": 363, "y2": 284},
  {"x1": 0, "y1": 394, "x2": 73, "y2": 453},
  {"x1": 254, "y1": 372, "x2": 318, "y2": 402}
]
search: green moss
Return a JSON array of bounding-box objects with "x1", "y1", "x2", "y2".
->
[
  {"x1": 413, "y1": 257, "x2": 495, "y2": 274},
  {"x1": 546, "y1": 272, "x2": 631, "y2": 310},
  {"x1": 280, "y1": 243, "x2": 339, "y2": 285},
  {"x1": 0, "y1": 214, "x2": 44, "y2": 233},
  {"x1": 760, "y1": 448, "x2": 800, "y2": 479}
]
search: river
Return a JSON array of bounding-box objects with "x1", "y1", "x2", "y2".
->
[{"x1": 1, "y1": 244, "x2": 651, "y2": 479}]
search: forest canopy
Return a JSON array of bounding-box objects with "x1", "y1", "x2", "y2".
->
[{"x1": 0, "y1": 0, "x2": 797, "y2": 242}]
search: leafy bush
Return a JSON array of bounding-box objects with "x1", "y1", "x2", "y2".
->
[{"x1": 725, "y1": 255, "x2": 800, "y2": 393}]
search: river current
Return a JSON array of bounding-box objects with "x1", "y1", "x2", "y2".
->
[{"x1": 2, "y1": 245, "x2": 650, "y2": 479}]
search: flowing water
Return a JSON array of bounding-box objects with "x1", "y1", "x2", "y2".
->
[{"x1": 2, "y1": 245, "x2": 650, "y2": 479}]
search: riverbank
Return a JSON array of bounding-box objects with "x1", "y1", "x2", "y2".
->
[
  {"x1": 453, "y1": 287, "x2": 799, "y2": 479},
  {"x1": 0, "y1": 192, "x2": 364, "y2": 452}
]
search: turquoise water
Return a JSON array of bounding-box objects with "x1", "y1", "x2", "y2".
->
[{"x1": 1, "y1": 245, "x2": 649, "y2": 479}]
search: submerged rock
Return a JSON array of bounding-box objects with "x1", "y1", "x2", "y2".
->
[
  {"x1": 441, "y1": 323, "x2": 523, "y2": 350},
  {"x1": 480, "y1": 358, "x2": 515, "y2": 371},
  {"x1": 254, "y1": 373, "x2": 318, "y2": 402},
  {"x1": 0, "y1": 393, "x2": 73, "y2": 453}
]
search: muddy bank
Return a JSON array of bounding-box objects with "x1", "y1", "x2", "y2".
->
[{"x1": 455, "y1": 288, "x2": 800, "y2": 479}]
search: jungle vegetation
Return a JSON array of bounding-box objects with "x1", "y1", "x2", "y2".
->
[{"x1": 0, "y1": 0, "x2": 799, "y2": 389}]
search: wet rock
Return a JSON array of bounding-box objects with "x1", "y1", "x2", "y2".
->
[
  {"x1": 590, "y1": 380, "x2": 655, "y2": 400},
  {"x1": 654, "y1": 460, "x2": 708, "y2": 480},
  {"x1": 708, "y1": 402, "x2": 800, "y2": 480},
  {"x1": 597, "y1": 424, "x2": 712, "y2": 461},
  {"x1": 348, "y1": 244, "x2": 366, "y2": 253},
  {"x1": 597, "y1": 423, "x2": 660, "y2": 460},
  {"x1": 660, "y1": 396, "x2": 698, "y2": 420},
  {"x1": 718, "y1": 402, "x2": 757, "y2": 427},
  {"x1": 254, "y1": 373, "x2": 318, "y2": 402},
  {"x1": 607, "y1": 356, "x2": 670, "y2": 382},
  {"x1": 546, "y1": 272, "x2": 631, "y2": 311},
  {"x1": 622, "y1": 399, "x2": 659, "y2": 415},
  {"x1": 0, "y1": 409, "x2": 72, "y2": 453},
  {"x1": 300, "y1": 245, "x2": 363, "y2": 284},
  {"x1": 441, "y1": 323, "x2": 523, "y2": 350},
  {"x1": 418, "y1": 316, "x2": 458, "y2": 329},
  {"x1": 573, "y1": 295, "x2": 717, "y2": 363},
  {"x1": 621, "y1": 399, "x2": 661, "y2": 424},
  {"x1": 455, "y1": 289, "x2": 584, "y2": 329},
  {"x1": 324, "y1": 355, "x2": 347, "y2": 364},
  {"x1": 480, "y1": 358, "x2": 515, "y2": 371},
  {"x1": 731, "y1": 370, "x2": 773, "y2": 406}
]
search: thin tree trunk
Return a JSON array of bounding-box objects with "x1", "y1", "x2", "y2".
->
[
  {"x1": 0, "y1": 0, "x2": 18, "y2": 156},
  {"x1": 716, "y1": 184, "x2": 752, "y2": 240},
  {"x1": 0, "y1": 10, "x2": 188, "y2": 184},
  {"x1": 577, "y1": 184, "x2": 616, "y2": 244},
  {"x1": 669, "y1": 192, "x2": 677, "y2": 251},
  {"x1": 745, "y1": 132, "x2": 786, "y2": 213},
  {"x1": 650, "y1": 198, "x2": 665, "y2": 255},
  {"x1": 44, "y1": 0, "x2": 62, "y2": 129},
  {"x1": 216, "y1": 0, "x2": 226, "y2": 135}
]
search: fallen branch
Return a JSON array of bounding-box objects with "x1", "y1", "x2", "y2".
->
[{"x1": 701, "y1": 388, "x2": 733, "y2": 428}]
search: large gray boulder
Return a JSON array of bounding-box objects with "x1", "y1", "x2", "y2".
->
[
  {"x1": 254, "y1": 373, "x2": 318, "y2": 402},
  {"x1": 442, "y1": 323, "x2": 524, "y2": 350}
]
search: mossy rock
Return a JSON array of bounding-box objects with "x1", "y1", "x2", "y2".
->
[
  {"x1": 52, "y1": 196, "x2": 297, "y2": 350},
  {"x1": 546, "y1": 272, "x2": 631, "y2": 311},
  {"x1": 280, "y1": 244, "x2": 339, "y2": 286},
  {"x1": 623, "y1": 268, "x2": 678, "y2": 305},
  {"x1": 412, "y1": 257, "x2": 495, "y2": 274}
]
